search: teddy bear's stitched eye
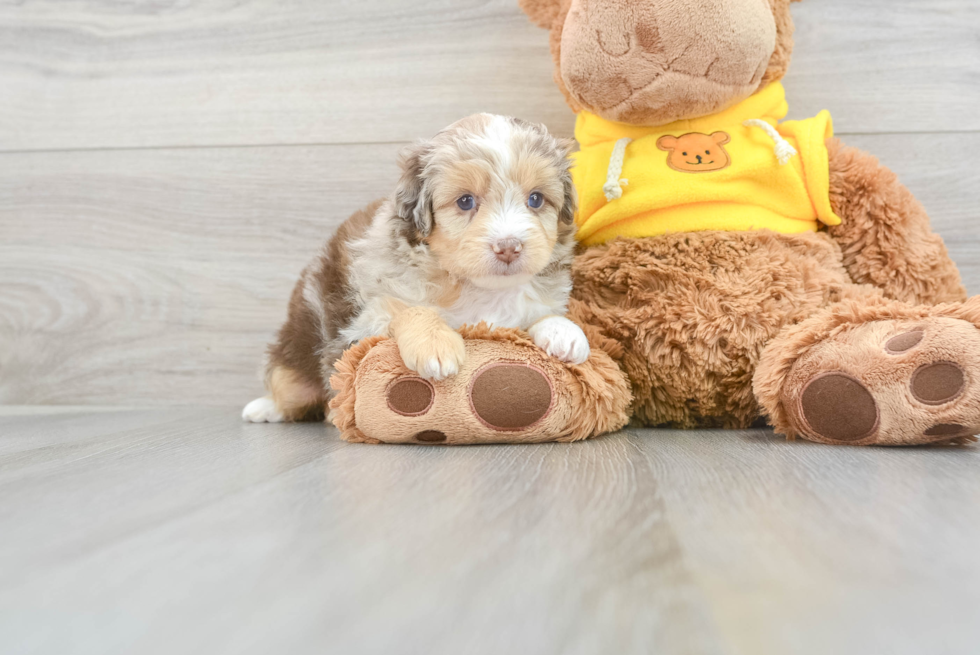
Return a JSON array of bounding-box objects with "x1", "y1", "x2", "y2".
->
[
  {"x1": 528, "y1": 192, "x2": 544, "y2": 209},
  {"x1": 706, "y1": 150, "x2": 711, "y2": 155},
  {"x1": 457, "y1": 195, "x2": 475, "y2": 211},
  {"x1": 682, "y1": 152, "x2": 688, "y2": 156}
]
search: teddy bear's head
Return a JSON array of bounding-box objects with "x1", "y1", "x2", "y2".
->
[{"x1": 520, "y1": 0, "x2": 800, "y2": 127}]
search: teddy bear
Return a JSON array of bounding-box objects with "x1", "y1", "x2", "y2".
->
[
  {"x1": 329, "y1": 0, "x2": 980, "y2": 447},
  {"x1": 517, "y1": 0, "x2": 980, "y2": 446}
]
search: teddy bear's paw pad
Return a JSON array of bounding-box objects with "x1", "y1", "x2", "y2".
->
[
  {"x1": 799, "y1": 373, "x2": 880, "y2": 443},
  {"x1": 468, "y1": 363, "x2": 554, "y2": 431},
  {"x1": 414, "y1": 430, "x2": 448, "y2": 443},
  {"x1": 884, "y1": 330, "x2": 924, "y2": 354},
  {"x1": 910, "y1": 362, "x2": 966, "y2": 406},
  {"x1": 924, "y1": 423, "x2": 974, "y2": 439},
  {"x1": 386, "y1": 377, "x2": 435, "y2": 416}
]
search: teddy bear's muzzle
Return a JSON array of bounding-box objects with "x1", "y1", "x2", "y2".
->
[{"x1": 559, "y1": 0, "x2": 778, "y2": 126}]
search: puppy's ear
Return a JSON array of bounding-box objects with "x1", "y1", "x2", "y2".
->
[
  {"x1": 559, "y1": 168, "x2": 578, "y2": 226},
  {"x1": 394, "y1": 140, "x2": 434, "y2": 243},
  {"x1": 554, "y1": 138, "x2": 577, "y2": 226}
]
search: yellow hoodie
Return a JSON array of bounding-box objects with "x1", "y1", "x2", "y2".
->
[{"x1": 572, "y1": 83, "x2": 842, "y2": 246}]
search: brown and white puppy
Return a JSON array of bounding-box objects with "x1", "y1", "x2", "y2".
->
[{"x1": 243, "y1": 114, "x2": 588, "y2": 423}]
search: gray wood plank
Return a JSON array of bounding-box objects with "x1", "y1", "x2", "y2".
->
[
  {"x1": 0, "y1": 143, "x2": 402, "y2": 405},
  {"x1": 1, "y1": 0, "x2": 978, "y2": 152},
  {"x1": 785, "y1": 0, "x2": 980, "y2": 131},
  {"x1": 1, "y1": 133, "x2": 978, "y2": 406},
  {"x1": 2, "y1": 409, "x2": 980, "y2": 654},
  {"x1": 635, "y1": 428, "x2": 980, "y2": 655},
  {"x1": 0, "y1": 0, "x2": 572, "y2": 151},
  {"x1": 0, "y1": 409, "x2": 725, "y2": 655}
]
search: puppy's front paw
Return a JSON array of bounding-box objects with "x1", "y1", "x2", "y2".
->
[
  {"x1": 399, "y1": 328, "x2": 466, "y2": 381},
  {"x1": 529, "y1": 316, "x2": 591, "y2": 365}
]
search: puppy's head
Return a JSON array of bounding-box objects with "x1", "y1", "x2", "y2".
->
[{"x1": 394, "y1": 114, "x2": 577, "y2": 288}]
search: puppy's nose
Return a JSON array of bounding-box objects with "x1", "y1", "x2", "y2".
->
[{"x1": 492, "y1": 237, "x2": 523, "y2": 264}]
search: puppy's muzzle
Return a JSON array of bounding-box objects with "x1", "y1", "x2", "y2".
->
[{"x1": 492, "y1": 237, "x2": 523, "y2": 264}]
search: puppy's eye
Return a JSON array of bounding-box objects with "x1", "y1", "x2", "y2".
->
[
  {"x1": 456, "y1": 195, "x2": 475, "y2": 211},
  {"x1": 528, "y1": 192, "x2": 544, "y2": 209}
]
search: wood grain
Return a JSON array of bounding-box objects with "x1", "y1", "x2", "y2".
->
[
  {"x1": 2, "y1": 408, "x2": 979, "y2": 655},
  {"x1": 0, "y1": 409, "x2": 725, "y2": 655},
  {"x1": 1, "y1": 133, "x2": 978, "y2": 406},
  {"x1": 1, "y1": 0, "x2": 978, "y2": 152},
  {"x1": 0, "y1": 143, "x2": 402, "y2": 405},
  {"x1": 785, "y1": 0, "x2": 980, "y2": 131},
  {"x1": 637, "y1": 428, "x2": 980, "y2": 655}
]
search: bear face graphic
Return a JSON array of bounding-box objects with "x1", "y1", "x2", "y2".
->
[{"x1": 657, "y1": 132, "x2": 732, "y2": 173}]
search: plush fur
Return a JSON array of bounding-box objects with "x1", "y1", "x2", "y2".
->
[
  {"x1": 521, "y1": 0, "x2": 980, "y2": 445},
  {"x1": 824, "y1": 139, "x2": 966, "y2": 305},
  {"x1": 569, "y1": 229, "x2": 881, "y2": 429},
  {"x1": 245, "y1": 114, "x2": 589, "y2": 423}
]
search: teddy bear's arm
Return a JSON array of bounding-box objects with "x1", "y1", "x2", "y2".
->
[{"x1": 825, "y1": 137, "x2": 967, "y2": 306}]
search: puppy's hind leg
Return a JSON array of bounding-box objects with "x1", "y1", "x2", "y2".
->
[
  {"x1": 242, "y1": 396, "x2": 285, "y2": 423},
  {"x1": 243, "y1": 366, "x2": 327, "y2": 423}
]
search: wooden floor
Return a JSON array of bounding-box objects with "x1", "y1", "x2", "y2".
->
[{"x1": 2, "y1": 406, "x2": 980, "y2": 655}]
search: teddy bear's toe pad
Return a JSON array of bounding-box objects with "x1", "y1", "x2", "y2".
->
[
  {"x1": 784, "y1": 316, "x2": 980, "y2": 445},
  {"x1": 386, "y1": 378, "x2": 435, "y2": 416},
  {"x1": 924, "y1": 423, "x2": 972, "y2": 438},
  {"x1": 800, "y1": 373, "x2": 879, "y2": 443},
  {"x1": 885, "y1": 330, "x2": 924, "y2": 354},
  {"x1": 469, "y1": 363, "x2": 553, "y2": 430},
  {"x1": 414, "y1": 430, "x2": 448, "y2": 443},
  {"x1": 910, "y1": 362, "x2": 966, "y2": 405}
]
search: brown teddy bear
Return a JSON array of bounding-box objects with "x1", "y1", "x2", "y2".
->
[
  {"x1": 518, "y1": 0, "x2": 980, "y2": 445},
  {"x1": 330, "y1": 0, "x2": 980, "y2": 446}
]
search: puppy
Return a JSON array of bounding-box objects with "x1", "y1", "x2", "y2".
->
[{"x1": 243, "y1": 114, "x2": 590, "y2": 423}]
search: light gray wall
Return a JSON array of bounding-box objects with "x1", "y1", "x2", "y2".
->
[{"x1": 1, "y1": 0, "x2": 978, "y2": 406}]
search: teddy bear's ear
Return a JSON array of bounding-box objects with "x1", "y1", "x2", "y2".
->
[
  {"x1": 518, "y1": 0, "x2": 564, "y2": 29},
  {"x1": 710, "y1": 132, "x2": 731, "y2": 146},
  {"x1": 657, "y1": 136, "x2": 678, "y2": 152}
]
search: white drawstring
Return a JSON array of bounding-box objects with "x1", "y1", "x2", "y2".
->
[
  {"x1": 744, "y1": 119, "x2": 797, "y2": 165},
  {"x1": 603, "y1": 137, "x2": 632, "y2": 201}
]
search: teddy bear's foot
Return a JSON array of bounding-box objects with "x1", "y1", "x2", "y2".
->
[
  {"x1": 757, "y1": 299, "x2": 980, "y2": 446},
  {"x1": 328, "y1": 324, "x2": 631, "y2": 445}
]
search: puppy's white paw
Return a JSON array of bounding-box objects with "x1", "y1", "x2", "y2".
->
[
  {"x1": 399, "y1": 329, "x2": 466, "y2": 381},
  {"x1": 242, "y1": 396, "x2": 285, "y2": 423},
  {"x1": 529, "y1": 316, "x2": 591, "y2": 365}
]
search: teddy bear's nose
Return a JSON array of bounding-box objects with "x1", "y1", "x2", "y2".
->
[{"x1": 696, "y1": 154, "x2": 703, "y2": 163}]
